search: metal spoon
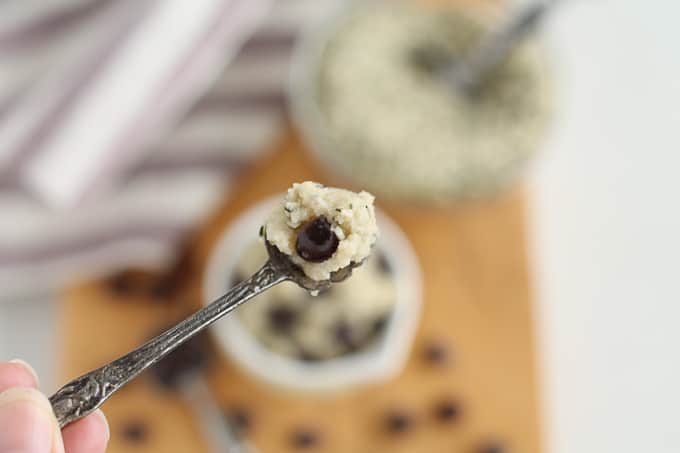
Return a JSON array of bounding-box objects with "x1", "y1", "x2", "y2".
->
[
  {"x1": 413, "y1": 0, "x2": 562, "y2": 96},
  {"x1": 49, "y1": 238, "x2": 363, "y2": 428}
]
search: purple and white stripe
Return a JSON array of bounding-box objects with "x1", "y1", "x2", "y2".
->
[{"x1": 0, "y1": 0, "x2": 326, "y2": 301}]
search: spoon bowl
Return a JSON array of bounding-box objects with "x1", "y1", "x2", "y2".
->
[{"x1": 264, "y1": 237, "x2": 363, "y2": 293}]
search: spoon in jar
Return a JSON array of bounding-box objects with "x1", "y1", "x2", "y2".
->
[
  {"x1": 49, "y1": 238, "x2": 364, "y2": 428},
  {"x1": 413, "y1": 0, "x2": 562, "y2": 97}
]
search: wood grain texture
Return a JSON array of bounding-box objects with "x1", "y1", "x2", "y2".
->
[{"x1": 58, "y1": 126, "x2": 541, "y2": 452}]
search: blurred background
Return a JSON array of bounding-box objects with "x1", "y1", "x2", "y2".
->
[{"x1": 1, "y1": 0, "x2": 679, "y2": 452}]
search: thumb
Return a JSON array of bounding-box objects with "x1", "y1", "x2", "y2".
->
[{"x1": 0, "y1": 387, "x2": 62, "y2": 453}]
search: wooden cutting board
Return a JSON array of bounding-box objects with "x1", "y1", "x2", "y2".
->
[{"x1": 57, "y1": 125, "x2": 541, "y2": 453}]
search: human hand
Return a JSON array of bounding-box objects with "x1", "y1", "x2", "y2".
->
[{"x1": 0, "y1": 360, "x2": 109, "y2": 453}]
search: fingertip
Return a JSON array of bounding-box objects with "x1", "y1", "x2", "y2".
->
[
  {"x1": 0, "y1": 387, "x2": 56, "y2": 453},
  {"x1": 9, "y1": 359, "x2": 40, "y2": 388},
  {"x1": 93, "y1": 409, "x2": 110, "y2": 442},
  {"x1": 9, "y1": 359, "x2": 39, "y2": 386},
  {"x1": 0, "y1": 360, "x2": 39, "y2": 393},
  {"x1": 62, "y1": 409, "x2": 110, "y2": 453}
]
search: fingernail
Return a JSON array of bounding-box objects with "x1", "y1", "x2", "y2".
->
[
  {"x1": 0, "y1": 388, "x2": 54, "y2": 453},
  {"x1": 93, "y1": 409, "x2": 110, "y2": 442},
  {"x1": 9, "y1": 359, "x2": 40, "y2": 387}
]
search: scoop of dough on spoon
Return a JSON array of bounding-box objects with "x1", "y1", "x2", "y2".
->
[{"x1": 262, "y1": 181, "x2": 379, "y2": 292}]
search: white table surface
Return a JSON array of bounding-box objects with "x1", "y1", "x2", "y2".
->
[
  {"x1": 1, "y1": 0, "x2": 679, "y2": 451},
  {"x1": 0, "y1": 295, "x2": 56, "y2": 390},
  {"x1": 529, "y1": 0, "x2": 680, "y2": 451}
]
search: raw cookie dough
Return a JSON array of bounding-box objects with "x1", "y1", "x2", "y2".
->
[
  {"x1": 235, "y1": 240, "x2": 396, "y2": 361},
  {"x1": 315, "y1": 3, "x2": 552, "y2": 201},
  {"x1": 264, "y1": 181, "x2": 378, "y2": 281}
]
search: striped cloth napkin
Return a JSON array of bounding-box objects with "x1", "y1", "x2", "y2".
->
[{"x1": 0, "y1": 0, "x2": 327, "y2": 301}]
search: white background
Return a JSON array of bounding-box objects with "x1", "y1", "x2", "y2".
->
[
  {"x1": 529, "y1": 0, "x2": 680, "y2": 451},
  {"x1": 2, "y1": 0, "x2": 680, "y2": 451}
]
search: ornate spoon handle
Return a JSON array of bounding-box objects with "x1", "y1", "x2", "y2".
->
[{"x1": 49, "y1": 260, "x2": 287, "y2": 428}]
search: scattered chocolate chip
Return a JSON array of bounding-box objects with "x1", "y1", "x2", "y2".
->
[
  {"x1": 225, "y1": 407, "x2": 252, "y2": 433},
  {"x1": 476, "y1": 440, "x2": 506, "y2": 453},
  {"x1": 121, "y1": 420, "x2": 149, "y2": 443},
  {"x1": 149, "y1": 330, "x2": 211, "y2": 389},
  {"x1": 148, "y1": 277, "x2": 177, "y2": 302},
  {"x1": 424, "y1": 342, "x2": 450, "y2": 365},
  {"x1": 433, "y1": 399, "x2": 462, "y2": 422},
  {"x1": 268, "y1": 306, "x2": 298, "y2": 333},
  {"x1": 259, "y1": 225, "x2": 265, "y2": 238},
  {"x1": 385, "y1": 410, "x2": 414, "y2": 434},
  {"x1": 372, "y1": 316, "x2": 389, "y2": 334},
  {"x1": 148, "y1": 246, "x2": 196, "y2": 301},
  {"x1": 295, "y1": 217, "x2": 339, "y2": 263},
  {"x1": 108, "y1": 272, "x2": 139, "y2": 296},
  {"x1": 376, "y1": 252, "x2": 393, "y2": 275},
  {"x1": 291, "y1": 429, "x2": 320, "y2": 448}
]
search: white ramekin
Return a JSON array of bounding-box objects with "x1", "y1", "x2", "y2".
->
[{"x1": 202, "y1": 197, "x2": 421, "y2": 392}]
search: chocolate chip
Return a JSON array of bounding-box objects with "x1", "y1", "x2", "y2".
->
[
  {"x1": 411, "y1": 45, "x2": 451, "y2": 73},
  {"x1": 376, "y1": 253, "x2": 393, "y2": 275},
  {"x1": 268, "y1": 306, "x2": 298, "y2": 333},
  {"x1": 476, "y1": 441, "x2": 506, "y2": 453},
  {"x1": 424, "y1": 342, "x2": 450, "y2": 365},
  {"x1": 385, "y1": 410, "x2": 414, "y2": 434},
  {"x1": 291, "y1": 429, "x2": 320, "y2": 448},
  {"x1": 121, "y1": 420, "x2": 149, "y2": 443},
  {"x1": 149, "y1": 330, "x2": 211, "y2": 389},
  {"x1": 433, "y1": 399, "x2": 462, "y2": 422},
  {"x1": 226, "y1": 407, "x2": 252, "y2": 432},
  {"x1": 372, "y1": 316, "x2": 389, "y2": 334},
  {"x1": 333, "y1": 321, "x2": 355, "y2": 348},
  {"x1": 295, "y1": 217, "x2": 339, "y2": 263},
  {"x1": 298, "y1": 350, "x2": 323, "y2": 362}
]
